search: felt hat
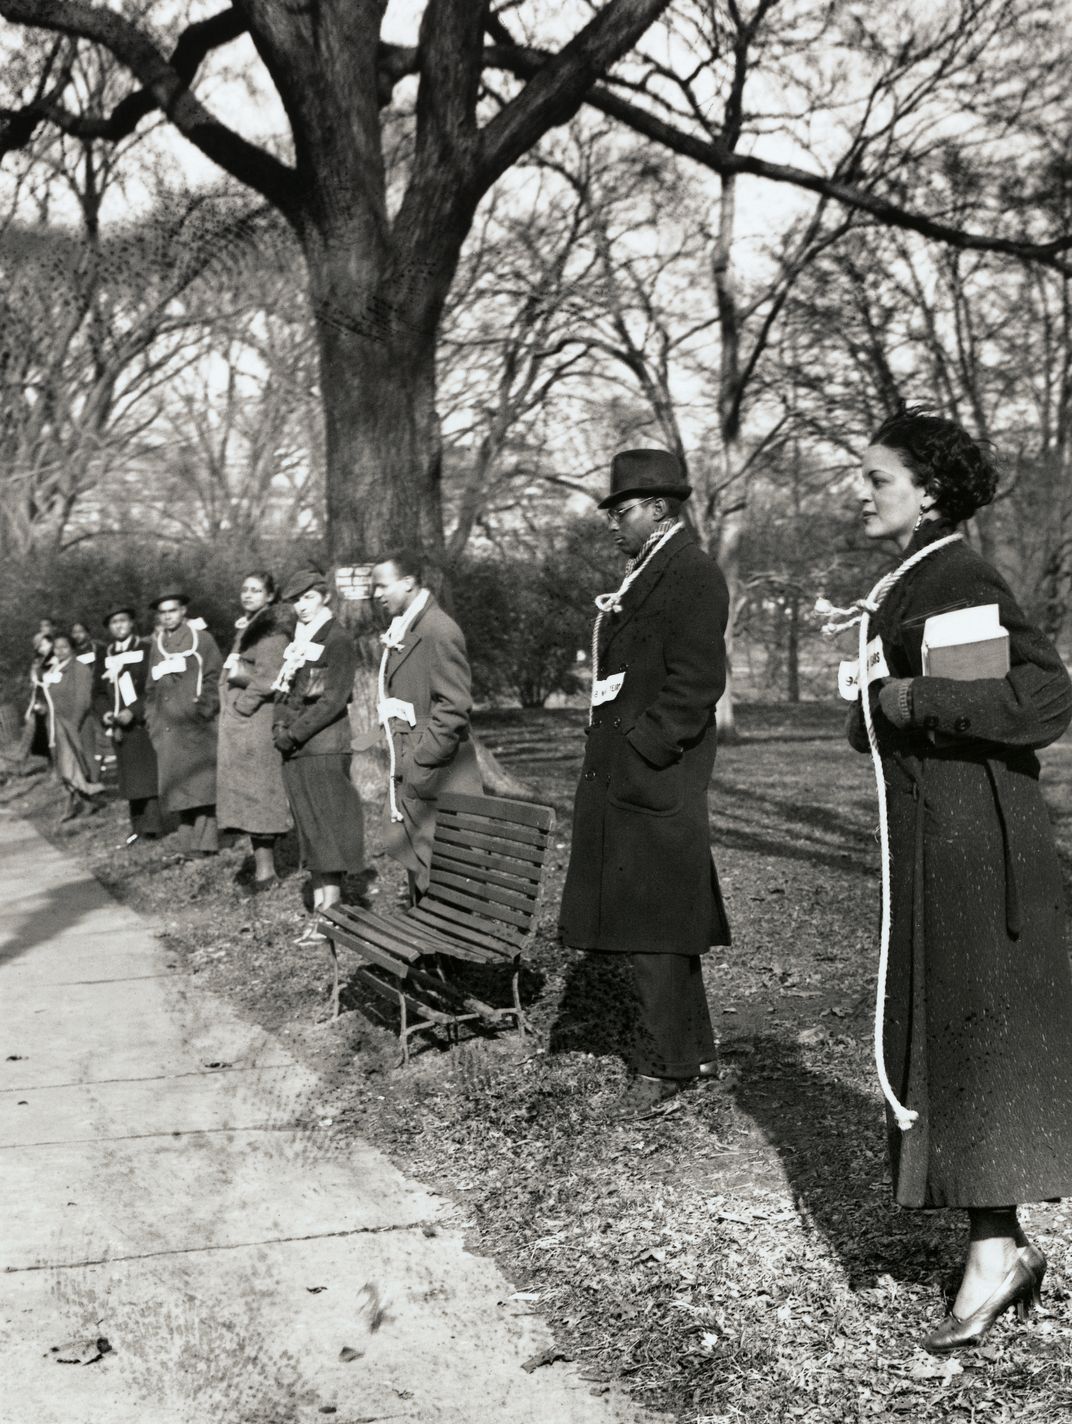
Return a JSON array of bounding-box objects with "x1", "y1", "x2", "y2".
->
[
  {"x1": 103, "y1": 605, "x2": 136, "y2": 628},
  {"x1": 281, "y1": 567, "x2": 329, "y2": 601},
  {"x1": 597, "y1": 449, "x2": 692, "y2": 510},
  {"x1": 149, "y1": 588, "x2": 189, "y2": 610}
]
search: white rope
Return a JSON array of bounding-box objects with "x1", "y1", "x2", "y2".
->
[
  {"x1": 826, "y1": 532, "x2": 963, "y2": 1132},
  {"x1": 589, "y1": 521, "x2": 683, "y2": 724},
  {"x1": 155, "y1": 621, "x2": 204, "y2": 700},
  {"x1": 378, "y1": 589, "x2": 429, "y2": 824}
]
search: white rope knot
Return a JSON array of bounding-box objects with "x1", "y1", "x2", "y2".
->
[
  {"x1": 594, "y1": 593, "x2": 624, "y2": 615},
  {"x1": 846, "y1": 530, "x2": 963, "y2": 1133}
]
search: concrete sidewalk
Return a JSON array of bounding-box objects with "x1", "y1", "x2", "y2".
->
[{"x1": 0, "y1": 813, "x2": 647, "y2": 1424}]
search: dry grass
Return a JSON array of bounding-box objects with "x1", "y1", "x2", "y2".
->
[{"x1": 6, "y1": 702, "x2": 1072, "y2": 1423}]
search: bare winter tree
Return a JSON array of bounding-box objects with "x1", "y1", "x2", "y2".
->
[{"x1": 0, "y1": 0, "x2": 677, "y2": 568}]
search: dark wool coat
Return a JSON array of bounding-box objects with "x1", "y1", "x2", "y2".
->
[
  {"x1": 145, "y1": 622, "x2": 222, "y2": 814},
  {"x1": 274, "y1": 615, "x2": 364, "y2": 873},
  {"x1": 42, "y1": 658, "x2": 98, "y2": 793},
  {"x1": 559, "y1": 529, "x2": 732, "y2": 955},
  {"x1": 216, "y1": 606, "x2": 293, "y2": 835},
  {"x1": 849, "y1": 518, "x2": 1072, "y2": 1208},
  {"x1": 272, "y1": 616, "x2": 356, "y2": 756},
  {"x1": 377, "y1": 596, "x2": 482, "y2": 891},
  {"x1": 73, "y1": 640, "x2": 102, "y2": 771},
  {"x1": 94, "y1": 635, "x2": 159, "y2": 802}
]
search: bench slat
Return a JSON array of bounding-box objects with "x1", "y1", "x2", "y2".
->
[
  {"x1": 437, "y1": 792, "x2": 554, "y2": 832},
  {"x1": 436, "y1": 825, "x2": 545, "y2": 864},
  {"x1": 429, "y1": 867, "x2": 537, "y2": 915},
  {"x1": 430, "y1": 841, "x2": 543, "y2": 884},
  {"x1": 325, "y1": 906, "x2": 485, "y2": 964},
  {"x1": 436, "y1": 810, "x2": 549, "y2": 849},
  {"x1": 425, "y1": 879, "x2": 534, "y2": 930},
  {"x1": 410, "y1": 902, "x2": 520, "y2": 955}
]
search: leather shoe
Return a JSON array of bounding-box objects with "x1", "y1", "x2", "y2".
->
[{"x1": 608, "y1": 1075, "x2": 683, "y2": 1122}]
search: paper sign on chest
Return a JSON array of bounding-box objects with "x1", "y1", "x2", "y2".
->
[{"x1": 838, "y1": 636, "x2": 890, "y2": 701}]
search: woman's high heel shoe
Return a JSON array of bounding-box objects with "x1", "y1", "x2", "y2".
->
[
  {"x1": 923, "y1": 1257, "x2": 1039, "y2": 1355},
  {"x1": 1019, "y1": 1241, "x2": 1047, "y2": 1305}
]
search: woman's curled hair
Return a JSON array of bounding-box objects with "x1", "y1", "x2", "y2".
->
[{"x1": 870, "y1": 404, "x2": 999, "y2": 522}]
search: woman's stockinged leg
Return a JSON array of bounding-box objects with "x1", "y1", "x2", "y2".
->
[
  {"x1": 923, "y1": 1204, "x2": 1045, "y2": 1353},
  {"x1": 310, "y1": 872, "x2": 342, "y2": 911},
  {"x1": 954, "y1": 1207, "x2": 1026, "y2": 1317},
  {"x1": 251, "y1": 834, "x2": 276, "y2": 882}
]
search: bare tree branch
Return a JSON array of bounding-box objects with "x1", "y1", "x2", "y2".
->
[
  {"x1": 484, "y1": 39, "x2": 1072, "y2": 276},
  {"x1": 0, "y1": 0, "x2": 297, "y2": 213}
]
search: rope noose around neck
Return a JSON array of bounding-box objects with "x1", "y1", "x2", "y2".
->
[
  {"x1": 826, "y1": 532, "x2": 963, "y2": 1132},
  {"x1": 589, "y1": 521, "x2": 683, "y2": 725}
]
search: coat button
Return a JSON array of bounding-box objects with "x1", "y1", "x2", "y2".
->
[
  {"x1": 612, "y1": 716, "x2": 622, "y2": 729},
  {"x1": 584, "y1": 770, "x2": 596, "y2": 781},
  {"x1": 923, "y1": 714, "x2": 939, "y2": 730},
  {"x1": 954, "y1": 716, "x2": 971, "y2": 732},
  {"x1": 592, "y1": 717, "x2": 602, "y2": 729}
]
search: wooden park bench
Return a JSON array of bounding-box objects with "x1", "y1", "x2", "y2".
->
[{"x1": 320, "y1": 792, "x2": 556, "y2": 1063}]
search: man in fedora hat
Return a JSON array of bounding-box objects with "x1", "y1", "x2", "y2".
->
[
  {"x1": 145, "y1": 589, "x2": 222, "y2": 857},
  {"x1": 94, "y1": 604, "x2": 163, "y2": 844},
  {"x1": 559, "y1": 448, "x2": 731, "y2": 1120}
]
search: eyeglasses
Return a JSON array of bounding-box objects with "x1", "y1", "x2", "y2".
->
[{"x1": 605, "y1": 498, "x2": 653, "y2": 527}]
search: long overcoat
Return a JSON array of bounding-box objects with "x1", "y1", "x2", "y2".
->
[
  {"x1": 273, "y1": 614, "x2": 364, "y2": 873},
  {"x1": 94, "y1": 634, "x2": 159, "y2": 802},
  {"x1": 145, "y1": 621, "x2": 222, "y2": 813},
  {"x1": 376, "y1": 596, "x2": 483, "y2": 891},
  {"x1": 42, "y1": 658, "x2": 98, "y2": 794},
  {"x1": 216, "y1": 606, "x2": 293, "y2": 835},
  {"x1": 559, "y1": 529, "x2": 732, "y2": 956},
  {"x1": 73, "y1": 640, "x2": 102, "y2": 772},
  {"x1": 849, "y1": 517, "x2": 1072, "y2": 1208}
]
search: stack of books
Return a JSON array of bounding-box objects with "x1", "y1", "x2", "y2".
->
[{"x1": 921, "y1": 604, "x2": 1010, "y2": 679}]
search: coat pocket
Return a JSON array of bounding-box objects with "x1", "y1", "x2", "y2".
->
[{"x1": 608, "y1": 738, "x2": 683, "y2": 816}]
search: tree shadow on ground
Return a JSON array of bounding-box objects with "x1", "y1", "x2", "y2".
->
[{"x1": 725, "y1": 1034, "x2": 957, "y2": 1290}]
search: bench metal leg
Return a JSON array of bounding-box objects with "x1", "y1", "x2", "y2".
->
[
  {"x1": 398, "y1": 987, "x2": 409, "y2": 1066},
  {"x1": 511, "y1": 963, "x2": 531, "y2": 1035},
  {"x1": 329, "y1": 940, "x2": 341, "y2": 1021}
]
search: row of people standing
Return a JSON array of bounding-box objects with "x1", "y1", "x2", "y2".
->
[{"x1": 32, "y1": 559, "x2": 481, "y2": 943}]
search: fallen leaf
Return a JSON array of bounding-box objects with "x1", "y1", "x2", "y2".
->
[
  {"x1": 632, "y1": 1246, "x2": 666, "y2": 1264},
  {"x1": 338, "y1": 1346, "x2": 363, "y2": 1363},
  {"x1": 909, "y1": 1356, "x2": 963, "y2": 1382},
  {"x1": 306, "y1": 1286, "x2": 327, "y2": 1294},
  {"x1": 521, "y1": 1347, "x2": 572, "y2": 1373}
]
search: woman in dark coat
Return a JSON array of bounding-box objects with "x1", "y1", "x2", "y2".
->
[
  {"x1": 95, "y1": 606, "x2": 163, "y2": 843},
  {"x1": 217, "y1": 571, "x2": 293, "y2": 889},
  {"x1": 842, "y1": 406, "x2": 1072, "y2": 1352},
  {"x1": 35, "y1": 633, "x2": 104, "y2": 821},
  {"x1": 24, "y1": 635, "x2": 55, "y2": 761},
  {"x1": 272, "y1": 569, "x2": 364, "y2": 943},
  {"x1": 145, "y1": 590, "x2": 223, "y2": 857},
  {"x1": 70, "y1": 619, "x2": 105, "y2": 779}
]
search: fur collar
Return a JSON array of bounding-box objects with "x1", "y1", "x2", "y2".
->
[{"x1": 237, "y1": 602, "x2": 294, "y2": 651}]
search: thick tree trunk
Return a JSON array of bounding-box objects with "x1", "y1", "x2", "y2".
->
[{"x1": 309, "y1": 257, "x2": 447, "y2": 567}]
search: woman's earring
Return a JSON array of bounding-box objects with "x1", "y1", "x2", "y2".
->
[{"x1": 913, "y1": 503, "x2": 931, "y2": 532}]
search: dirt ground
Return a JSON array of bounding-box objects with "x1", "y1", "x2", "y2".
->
[{"x1": 6, "y1": 701, "x2": 1072, "y2": 1424}]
